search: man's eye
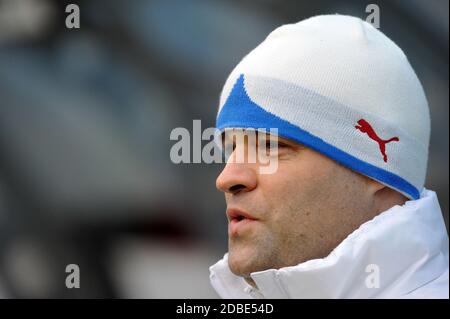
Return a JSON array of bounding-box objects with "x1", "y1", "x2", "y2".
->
[{"x1": 265, "y1": 141, "x2": 287, "y2": 149}]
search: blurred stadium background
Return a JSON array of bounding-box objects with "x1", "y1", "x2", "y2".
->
[{"x1": 0, "y1": 0, "x2": 448, "y2": 298}]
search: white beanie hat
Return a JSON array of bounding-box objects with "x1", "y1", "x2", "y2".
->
[{"x1": 216, "y1": 14, "x2": 430, "y2": 200}]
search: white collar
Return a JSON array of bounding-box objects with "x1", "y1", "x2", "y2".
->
[{"x1": 209, "y1": 188, "x2": 449, "y2": 298}]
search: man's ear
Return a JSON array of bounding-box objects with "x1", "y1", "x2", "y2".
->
[
  {"x1": 366, "y1": 178, "x2": 409, "y2": 213},
  {"x1": 366, "y1": 177, "x2": 386, "y2": 195}
]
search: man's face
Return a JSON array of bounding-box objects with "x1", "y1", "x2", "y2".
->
[{"x1": 216, "y1": 131, "x2": 378, "y2": 279}]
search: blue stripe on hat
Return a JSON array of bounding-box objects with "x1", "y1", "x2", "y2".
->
[{"x1": 216, "y1": 74, "x2": 420, "y2": 199}]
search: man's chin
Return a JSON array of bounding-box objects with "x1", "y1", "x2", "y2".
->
[
  {"x1": 228, "y1": 250, "x2": 266, "y2": 278},
  {"x1": 228, "y1": 258, "x2": 253, "y2": 278}
]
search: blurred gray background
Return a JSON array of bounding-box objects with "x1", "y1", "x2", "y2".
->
[{"x1": 0, "y1": 0, "x2": 448, "y2": 298}]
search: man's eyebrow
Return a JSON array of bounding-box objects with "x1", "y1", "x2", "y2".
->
[
  {"x1": 219, "y1": 130, "x2": 305, "y2": 148},
  {"x1": 276, "y1": 136, "x2": 307, "y2": 149}
]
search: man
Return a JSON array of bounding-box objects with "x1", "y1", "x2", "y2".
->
[{"x1": 209, "y1": 15, "x2": 449, "y2": 298}]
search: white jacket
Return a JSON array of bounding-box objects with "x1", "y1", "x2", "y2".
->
[{"x1": 209, "y1": 188, "x2": 449, "y2": 298}]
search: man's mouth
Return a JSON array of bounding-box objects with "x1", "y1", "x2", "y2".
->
[{"x1": 227, "y1": 208, "x2": 259, "y2": 236}]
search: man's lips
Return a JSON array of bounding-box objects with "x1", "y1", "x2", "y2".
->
[
  {"x1": 226, "y1": 208, "x2": 258, "y2": 222},
  {"x1": 226, "y1": 208, "x2": 259, "y2": 236}
]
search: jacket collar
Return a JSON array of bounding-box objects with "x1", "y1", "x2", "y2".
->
[{"x1": 209, "y1": 188, "x2": 449, "y2": 298}]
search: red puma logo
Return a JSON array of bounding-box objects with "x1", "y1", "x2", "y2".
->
[{"x1": 355, "y1": 119, "x2": 399, "y2": 163}]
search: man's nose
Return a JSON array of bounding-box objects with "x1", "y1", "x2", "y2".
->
[{"x1": 216, "y1": 152, "x2": 257, "y2": 195}]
